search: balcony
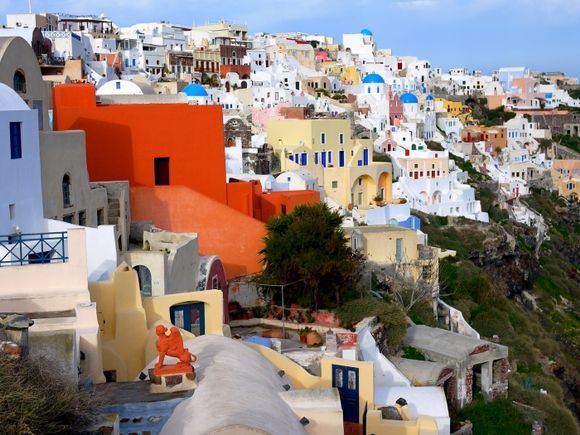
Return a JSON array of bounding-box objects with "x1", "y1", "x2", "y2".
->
[{"x1": 0, "y1": 232, "x2": 68, "y2": 267}]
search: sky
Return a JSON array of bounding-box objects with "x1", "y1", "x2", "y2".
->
[{"x1": 2, "y1": 0, "x2": 580, "y2": 79}]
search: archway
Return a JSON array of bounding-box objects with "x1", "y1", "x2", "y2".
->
[
  {"x1": 432, "y1": 190, "x2": 442, "y2": 204},
  {"x1": 62, "y1": 173, "x2": 72, "y2": 208},
  {"x1": 378, "y1": 172, "x2": 392, "y2": 203},
  {"x1": 419, "y1": 191, "x2": 429, "y2": 205},
  {"x1": 133, "y1": 265, "x2": 152, "y2": 296},
  {"x1": 13, "y1": 70, "x2": 26, "y2": 93},
  {"x1": 351, "y1": 175, "x2": 375, "y2": 208}
]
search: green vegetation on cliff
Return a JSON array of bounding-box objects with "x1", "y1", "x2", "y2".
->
[{"x1": 419, "y1": 188, "x2": 579, "y2": 434}]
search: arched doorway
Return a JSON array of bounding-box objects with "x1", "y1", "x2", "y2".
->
[
  {"x1": 419, "y1": 191, "x2": 429, "y2": 205},
  {"x1": 133, "y1": 265, "x2": 152, "y2": 296},
  {"x1": 378, "y1": 172, "x2": 392, "y2": 203},
  {"x1": 351, "y1": 175, "x2": 375, "y2": 208},
  {"x1": 432, "y1": 190, "x2": 442, "y2": 204}
]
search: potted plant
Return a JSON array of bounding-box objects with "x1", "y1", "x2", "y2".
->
[
  {"x1": 306, "y1": 329, "x2": 322, "y2": 347},
  {"x1": 298, "y1": 327, "x2": 312, "y2": 344}
]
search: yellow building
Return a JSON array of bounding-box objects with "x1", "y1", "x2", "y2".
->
[
  {"x1": 267, "y1": 118, "x2": 392, "y2": 209},
  {"x1": 436, "y1": 98, "x2": 476, "y2": 125},
  {"x1": 551, "y1": 160, "x2": 580, "y2": 201},
  {"x1": 320, "y1": 62, "x2": 360, "y2": 85},
  {"x1": 344, "y1": 225, "x2": 439, "y2": 286}
]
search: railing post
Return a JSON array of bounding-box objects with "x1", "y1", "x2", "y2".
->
[{"x1": 18, "y1": 234, "x2": 23, "y2": 266}]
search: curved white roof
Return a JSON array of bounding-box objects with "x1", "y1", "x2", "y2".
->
[
  {"x1": 0, "y1": 83, "x2": 30, "y2": 111},
  {"x1": 96, "y1": 79, "x2": 155, "y2": 96},
  {"x1": 149, "y1": 335, "x2": 306, "y2": 435}
]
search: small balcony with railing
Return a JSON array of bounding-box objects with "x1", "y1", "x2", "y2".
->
[{"x1": 0, "y1": 232, "x2": 68, "y2": 267}]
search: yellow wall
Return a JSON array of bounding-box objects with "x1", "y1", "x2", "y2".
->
[
  {"x1": 366, "y1": 410, "x2": 438, "y2": 435},
  {"x1": 89, "y1": 263, "x2": 148, "y2": 381},
  {"x1": 320, "y1": 357, "x2": 374, "y2": 424},
  {"x1": 89, "y1": 263, "x2": 224, "y2": 381},
  {"x1": 142, "y1": 290, "x2": 225, "y2": 335},
  {"x1": 245, "y1": 342, "x2": 322, "y2": 389}
]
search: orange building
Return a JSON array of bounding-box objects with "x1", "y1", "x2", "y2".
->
[
  {"x1": 53, "y1": 84, "x2": 228, "y2": 203},
  {"x1": 52, "y1": 84, "x2": 319, "y2": 278}
]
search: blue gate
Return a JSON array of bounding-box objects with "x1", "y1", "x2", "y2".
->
[
  {"x1": 332, "y1": 365, "x2": 359, "y2": 423},
  {"x1": 170, "y1": 302, "x2": 205, "y2": 336}
]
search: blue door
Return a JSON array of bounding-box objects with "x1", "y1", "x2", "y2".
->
[
  {"x1": 321, "y1": 151, "x2": 327, "y2": 167},
  {"x1": 363, "y1": 148, "x2": 369, "y2": 166},
  {"x1": 339, "y1": 150, "x2": 345, "y2": 167},
  {"x1": 332, "y1": 365, "x2": 359, "y2": 423},
  {"x1": 170, "y1": 303, "x2": 205, "y2": 336}
]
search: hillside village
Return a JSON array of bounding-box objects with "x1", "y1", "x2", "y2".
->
[{"x1": 0, "y1": 11, "x2": 578, "y2": 435}]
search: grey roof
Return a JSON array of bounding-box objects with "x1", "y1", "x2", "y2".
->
[{"x1": 404, "y1": 325, "x2": 508, "y2": 361}]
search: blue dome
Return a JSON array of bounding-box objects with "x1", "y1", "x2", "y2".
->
[
  {"x1": 363, "y1": 73, "x2": 385, "y2": 84},
  {"x1": 182, "y1": 83, "x2": 208, "y2": 97},
  {"x1": 360, "y1": 28, "x2": 373, "y2": 36},
  {"x1": 426, "y1": 94, "x2": 434, "y2": 101},
  {"x1": 400, "y1": 92, "x2": 419, "y2": 104}
]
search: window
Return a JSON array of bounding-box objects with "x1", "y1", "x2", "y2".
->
[
  {"x1": 116, "y1": 81, "x2": 121, "y2": 90},
  {"x1": 9, "y1": 122, "x2": 22, "y2": 159},
  {"x1": 395, "y1": 238, "x2": 403, "y2": 262},
  {"x1": 339, "y1": 149, "x2": 345, "y2": 167},
  {"x1": 154, "y1": 157, "x2": 170, "y2": 185},
  {"x1": 320, "y1": 132, "x2": 326, "y2": 144},
  {"x1": 97, "y1": 208, "x2": 105, "y2": 225},
  {"x1": 63, "y1": 213, "x2": 74, "y2": 223},
  {"x1": 300, "y1": 152, "x2": 307, "y2": 166},
  {"x1": 8, "y1": 204, "x2": 15, "y2": 221},
  {"x1": 314, "y1": 152, "x2": 319, "y2": 164},
  {"x1": 62, "y1": 173, "x2": 72, "y2": 208},
  {"x1": 339, "y1": 133, "x2": 344, "y2": 145},
  {"x1": 363, "y1": 148, "x2": 369, "y2": 166},
  {"x1": 78, "y1": 210, "x2": 86, "y2": 226},
  {"x1": 13, "y1": 70, "x2": 26, "y2": 93},
  {"x1": 332, "y1": 181, "x2": 338, "y2": 188},
  {"x1": 327, "y1": 151, "x2": 332, "y2": 164}
]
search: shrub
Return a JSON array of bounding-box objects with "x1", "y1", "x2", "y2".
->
[
  {"x1": 338, "y1": 297, "x2": 408, "y2": 352},
  {"x1": 458, "y1": 398, "x2": 530, "y2": 435},
  {"x1": 402, "y1": 346, "x2": 426, "y2": 361},
  {"x1": 408, "y1": 300, "x2": 437, "y2": 326},
  {"x1": 0, "y1": 355, "x2": 98, "y2": 434}
]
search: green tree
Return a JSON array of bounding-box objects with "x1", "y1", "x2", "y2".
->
[{"x1": 260, "y1": 204, "x2": 364, "y2": 309}]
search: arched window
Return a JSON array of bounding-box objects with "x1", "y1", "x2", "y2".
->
[
  {"x1": 13, "y1": 70, "x2": 26, "y2": 93},
  {"x1": 133, "y1": 265, "x2": 152, "y2": 296},
  {"x1": 62, "y1": 174, "x2": 72, "y2": 208}
]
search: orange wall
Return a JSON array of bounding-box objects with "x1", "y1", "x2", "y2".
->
[
  {"x1": 131, "y1": 186, "x2": 266, "y2": 279},
  {"x1": 52, "y1": 84, "x2": 228, "y2": 204},
  {"x1": 261, "y1": 190, "x2": 320, "y2": 223}
]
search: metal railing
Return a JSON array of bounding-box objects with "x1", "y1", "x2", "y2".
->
[{"x1": 0, "y1": 232, "x2": 68, "y2": 267}]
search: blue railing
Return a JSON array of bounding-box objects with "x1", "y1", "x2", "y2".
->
[{"x1": 0, "y1": 232, "x2": 68, "y2": 267}]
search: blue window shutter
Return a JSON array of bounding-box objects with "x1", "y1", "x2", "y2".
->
[
  {"x1": 358, "y1": 160, "x2": 362, "y2": 167},
  {"x1": 321, "y1": 151, "x2": 326, "y2": 167},
  {"x1": 10, "y1": 122, "x2": 22, "y2": 159},
  {"x1": 328, "y1": 151, "x2": 332, "y2": 164},
  {"x1": 301, "y1": 153, "x2": 307, "y2": 166},
  {"x1": 314, "y1": 152, "x2": 319, "y2": 164},
  {"x1": 339, "y1": 150, "x2": 345, "y2": 167},
  {"x1": 363, "y1": 149, "x2": 369, "y2": 166}
]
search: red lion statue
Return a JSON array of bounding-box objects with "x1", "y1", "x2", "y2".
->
[{"x1": 155, "y1": 325, "x2": 197, "y2": 373}]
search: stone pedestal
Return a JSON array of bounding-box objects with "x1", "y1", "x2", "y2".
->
[{"x1": 149, "y1": 366, "x2": 197, "y2": 394}]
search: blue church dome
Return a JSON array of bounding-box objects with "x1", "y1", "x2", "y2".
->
[
  {"x1": 360, "y1": 28, "x2": 373, "y2": 36},
  {"x1": 362, "y1": 73, "x2": 385, "y2": 84},
  {"x1": 426, "y1": 94, "x2": 435, "y2": 101},
  {"x1": 400, "y1": 92, "x2": 419, "y2": 104},
  {"x1": 182, "y1": 83, "x2": 208, "y2": 97}
]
